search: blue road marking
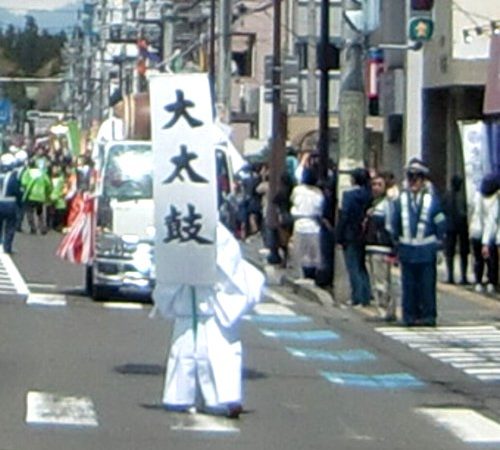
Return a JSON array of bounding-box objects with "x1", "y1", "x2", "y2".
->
[
  {"x1": 286, "y1": 348, "x2": 377, "y2": 362},
  {"x1": 244, "y1": 315, "x2": 312, "y2": 324},
  {"x1": 260, "y1": 329, "x2": 340, "y2": 341},
  {"x1": 321, "y1": 371, "x2": 425, "y2": 389}
]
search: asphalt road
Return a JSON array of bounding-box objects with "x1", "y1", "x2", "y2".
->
[{"x1": 0, "y1": 230, "x2": 498, "y2": 449}]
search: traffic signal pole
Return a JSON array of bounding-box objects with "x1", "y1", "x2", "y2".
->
[
  {"x1": 266, "y1": 0, "x2": 287, "y2": 265},
  {"x1": 405, "y1": 0, "x2": 434, "y2": 162},
  {"x1": 318, "y1": 0, "x2": 330, "y2": 183}
]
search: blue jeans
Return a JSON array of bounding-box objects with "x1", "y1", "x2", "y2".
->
[{"x1": 343, "y1": 243, "x2": 372, "y2": 305}]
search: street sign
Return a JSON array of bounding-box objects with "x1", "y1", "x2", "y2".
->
[{"x1": 408, "y1": 17, "x2": 434, "y2": 41}]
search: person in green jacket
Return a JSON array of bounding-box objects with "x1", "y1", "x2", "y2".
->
[
  {"x1": 48, "y1": 164, "x2": 67, "y2": 232},
  {"x1": 21, "y1": 157, "x2": 52, "y2": 235}
]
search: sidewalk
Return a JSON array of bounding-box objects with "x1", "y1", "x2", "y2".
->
[{"x1": 241, "y1": 236, "x2": 500, "y2": 325}]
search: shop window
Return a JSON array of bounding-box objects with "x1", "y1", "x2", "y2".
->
[
  {"x1": 295, "y1": 39, "x2": 340, "y2": 71},
  {"x1": 232, "y1": 33, "x2": 255, "y2": 77}
]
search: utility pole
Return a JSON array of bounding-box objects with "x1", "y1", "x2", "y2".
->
[
  {"x1": 317, "y1": 0, "x2": 330, "y2": 183},
  {"x1": 306, "y1": 0, "x2": 317, "y2": 112},
  {"x1": 266, "y1": 0, "x2": 287, "y2": 265},
  {"x1": 333, "y1": 0, "x2": 367, "y2": 300},
  {"x1": 338, "y1": 0, "x2": 366, "y2": 194},
  {"x1": 217, "y1": 0, "x2": 232, "y2": 117},
  {"x1": 161, "y1": 1, "x2": 174, "y2": 64}
]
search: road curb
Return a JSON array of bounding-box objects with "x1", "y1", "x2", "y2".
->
[{"x1": 243, "y1": 246, "x2": 334, "y2": 307}]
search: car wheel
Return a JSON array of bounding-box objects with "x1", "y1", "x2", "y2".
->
[
  {"x1": 85, "y1": 265, "x2": 93, "y2": 296},
  {"x1": 91, "y1": 283, "x2": 110, "y2": 302}
]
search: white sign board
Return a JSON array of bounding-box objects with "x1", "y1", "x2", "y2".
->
[
  {"x1": 150, "y1": 73, "x2": 217, "y2": 285},
  {"x1": 458, "y1": 120, "x2": 491, "y2": 214}
]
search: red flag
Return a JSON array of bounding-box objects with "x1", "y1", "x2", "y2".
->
[{"x1": 56, "y1": 193, "x2": 96, "y2": 264}]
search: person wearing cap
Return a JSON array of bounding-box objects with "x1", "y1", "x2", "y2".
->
[
  {"x1": 92, "y1": 95, "x2": 125, "y2": 169},
  {"x1": 391, "y1": 158, "x2": 446, "y2": 326},
  {"x1": 0, "y1": 153, "x2": 22, "y2": 254}
]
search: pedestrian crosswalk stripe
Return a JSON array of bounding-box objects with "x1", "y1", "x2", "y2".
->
[
  {"x1": 264, "y1": 287, "x2": 294, "y2": 306},
  {"x1": 417, "y1": 408, "x2": 500, "y2": 443},
  {"x1": 0, "y1": 254, "x2": 29, "y2": 300},
  {"x1": 244, "y1": 314, "x2": 311, "y2": 324},
  {"x1": 254, "y1": 303, "x2": 296, "y2": 316},
  {"x1": 287, "y1": 348, "x2": 376, "y2": 362},
  {"x1": 321, "y1": 371, "x2": 424, "y2": 389},
  {"x1": 378, "y1": 325, "x2": 497, "y2": 333},
  {"x1": 260, "y1": 329, "x2": 340, "y2": 341},
  {"x1": 102, "y1": 302, "x2": 145, "y2": 310},
  {"x1": 26, "y1": 391, "x2": 98, "y2": 427},
  {"x1": 377, "y1": 326, "x2": 500, "y2": 382}
]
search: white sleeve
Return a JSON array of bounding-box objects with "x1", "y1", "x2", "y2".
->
[{"x1": 482, "y1": 195, "x2": 499, "y2": 245}]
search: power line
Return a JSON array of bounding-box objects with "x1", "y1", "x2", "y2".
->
[{"x1": 451, "y1": 1, "x2": 492, "y2": 27}]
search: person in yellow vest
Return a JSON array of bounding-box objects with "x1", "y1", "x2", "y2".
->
[
  {"x1": 48, "y1": 164, "x2": 67, "y2": 232},
  {"x1": 21, "y1": 156, "x2": 52, "y2": 235}
]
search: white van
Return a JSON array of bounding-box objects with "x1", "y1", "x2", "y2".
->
[{"x1": 86, "y1": 140, "x2": 236, "y2": 301}]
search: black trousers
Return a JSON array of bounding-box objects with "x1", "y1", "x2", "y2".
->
[{"x1": 471, "y1": 238, "x2": 498, "y2": 286}]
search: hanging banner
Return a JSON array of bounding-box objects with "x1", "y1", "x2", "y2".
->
[
  {"x1": 483, "y1": 35, "x2": 500, "y2": 115},
  {"x1": 150, "y1": 73, "x2": 217, "y2": 285},
  {"x1": 458, "y1": 120, "x2": 491, "y2": 214}
]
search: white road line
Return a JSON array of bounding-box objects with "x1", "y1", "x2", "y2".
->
[
  {"x1": 0, "y1": 254, "x2": 29, "y2": 297},
  {"x1": 377, "y1": 325, "x2": 500, "y2": 382},
  {"x1": 102, "y1": 302, "x2": 145, "y2": 310},
  {"x1": 26, "y1": 391, "x2": 98, "y2": 427},
  {"x1": 264, "y1": 287, "x2": 294, "y2": 306},
  {"x1": 254, "y1": 302, "x2": 296, "y2": 316},
  {"x1": 27, "y1": 283, "x2": 58, "y2": 290},
  {"x1": 477, "y1": 374, "x2": 500, "y2": 381},
  {"x1": 417, "y1": 408, "x2": 500, "y2": 443},
  {"x1": 26, "y1": 293, "x2": 67, "y2": 306},
  {"x1": 170, "y1": 413, "x2": 239, "y2": 433},
  {"x1": 464, "y1": 368, "x2": 500, "y2": 375}
]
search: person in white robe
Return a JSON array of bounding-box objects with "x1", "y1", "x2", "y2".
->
[{"x1": 152, "y1": 222, "x2": 265, "y2": 418}]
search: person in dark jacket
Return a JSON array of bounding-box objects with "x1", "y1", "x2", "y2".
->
[
  {"x1": 0, "y1": 153, "x2": 22, "y2": 254},
  {"x1": 336, "y1": 167, "x2": 372, "y2": 306},
  {"x1": 442, "y1": 174, "x2": 469, "y2": 284}
]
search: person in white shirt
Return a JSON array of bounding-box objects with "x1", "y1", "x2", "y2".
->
[
  {"x1": 290, "y1": 168, "x2": 324, "y2": 279},
  {"x1": 472, "y1": 174, "x2": 499, "y2": 293}
]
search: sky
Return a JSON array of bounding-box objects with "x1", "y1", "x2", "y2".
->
[
  {"x1": 0, "y1": 0, "x2": 76, "y2": 14},
  {"x1": 0, "y1": 0, "x2": 79, "y2": 31}
]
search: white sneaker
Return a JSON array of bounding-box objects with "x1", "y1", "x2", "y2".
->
[
  {"x1": 487, "y1": 283, "x2": 495, "y2": 294},
  {"x1": 475, "y1": 283, "x2": 484, "y2": 293}
]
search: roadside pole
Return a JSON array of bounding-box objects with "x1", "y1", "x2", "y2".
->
[
  {"x1": 217, "y1": 0, "x2": 232, "y2": 116},
  {"x1": 266, "y1": 0, "x2": 287, "y2": 265},
  {"x1": 333, "y1": 0, "x2": 367, "y2": 303}
]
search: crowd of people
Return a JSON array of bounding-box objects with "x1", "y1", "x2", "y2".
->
[
  {"x1": 224, "y1": 148, "x2": 500, "y2": 327},
  {"x1": 0, "y1": 139, "x2": 96, "y2": 255}
]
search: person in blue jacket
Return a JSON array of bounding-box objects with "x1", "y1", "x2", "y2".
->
[
  {"x1": 0, "y1": 153, "x2": 22, "y2": 254},
  {"x1": 391, "y1": 158, "x2": 446, "y2": 327},
  {"x1": 336, "y1": 167, "x2": 373, "y2": 306}
]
